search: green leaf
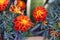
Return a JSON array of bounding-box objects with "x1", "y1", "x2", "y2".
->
[{"x1": 6, "y1": 25, "x2": 12, "y2": 32}]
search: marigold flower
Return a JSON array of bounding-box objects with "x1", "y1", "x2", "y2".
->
[
  {"x1": 14, "y1": 15, "x2": 33, "y2": 32},
  {"x1": 0, "y1": 0, "x2": 10, "y2": 11},
  {"x1": 17, "y1": 0, "x2": 26, "y2": 10},
  {"x1": 33, "y1": 6, "x2": 48, "y2": 22}
]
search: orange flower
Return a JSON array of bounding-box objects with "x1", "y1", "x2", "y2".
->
[
  {"x1": 14, "y1": 15, "x2": 33, "y2": 32},
  {"x1": 17, "y1": 0, "x2": 26, "y2": 10},
  {"x1": 33, "y1": 6, "x2": 48, "y2": 22},
  {"x1": 0, "y1": 0, "x2": 10, "y2": 11},
  {"x1": 9, "y1": 5, "x2": 23, "y2": 15}
]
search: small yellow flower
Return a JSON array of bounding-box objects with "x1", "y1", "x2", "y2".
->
[{"x1": 9, "y1": 5, "x2": 23, "y2": 15}]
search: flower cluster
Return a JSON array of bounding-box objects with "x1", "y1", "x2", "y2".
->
[
  {"x1": 13, "y1": 6, "x2": 48, "y2": 32},
  {"x1": 0, "y1": 0, "x2": 48, "y2": 33}
]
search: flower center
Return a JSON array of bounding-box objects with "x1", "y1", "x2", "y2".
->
[
  {"x1": 22, "y1": 20, "x2": 27, "y2": 24},
  {"x1": 37, "y1": 10, "x2": 43, "y2": 17},
  {"x1": 0, "y1": 0, "x2": 5, "y2": 4}
]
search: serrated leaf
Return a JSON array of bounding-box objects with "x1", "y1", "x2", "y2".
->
[{"x1": 6, "y1": 26, "x2": 12, "y2": 32}]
